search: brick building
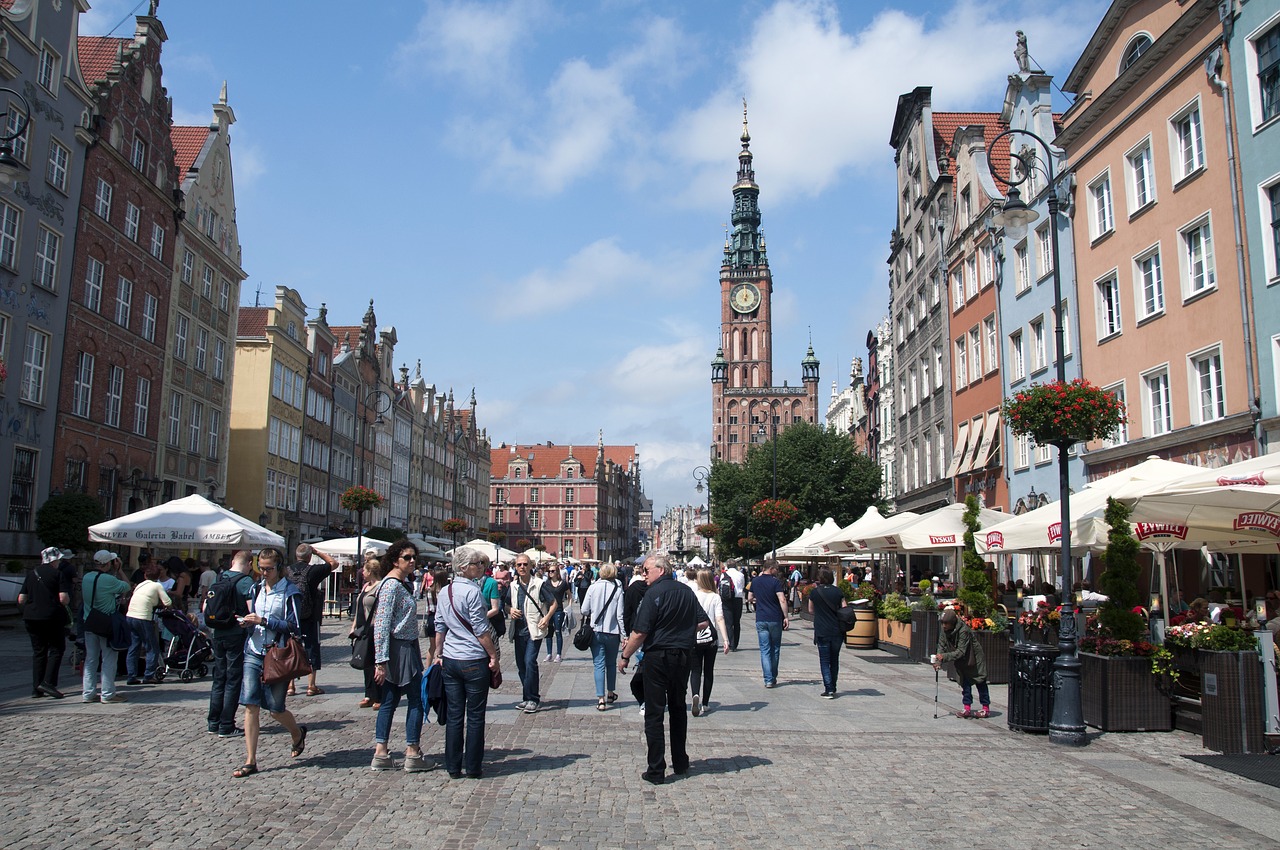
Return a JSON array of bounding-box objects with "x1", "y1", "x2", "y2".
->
[{"x1": 53, "y1": 14, "x2": 177, "y2": 520}]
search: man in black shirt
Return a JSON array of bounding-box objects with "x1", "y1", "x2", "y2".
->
[
  {"x1": 618, "y1": 553, "x2": 708, "y2": 784},
  {"x1": 287, "y1": 544, "x2": 339, "y2": 697}
]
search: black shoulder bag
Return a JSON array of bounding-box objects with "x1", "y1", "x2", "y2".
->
[{"x1": 574, "y1": 581, "x2": 619, "y2": 651}]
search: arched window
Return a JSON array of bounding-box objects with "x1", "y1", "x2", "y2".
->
[{"x1": 1121, "y1": 34, "x2": 1152, "y2": 71}]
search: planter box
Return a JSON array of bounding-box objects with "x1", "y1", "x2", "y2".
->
[
  {"x1": 1199, "y1": 649, "x2": 1265, "y2": 754},
  {"x1": 877, "y1": 618, "x2": 912, "y2": 650},
  {"x1": 945, "y1": 630, "x2": 1011, "y2": 685},
  {"x1": 909, "y1": 610, "x2": 939, "y2": 663},
  {"x1": 1080, "y1": 652, "x2": 1173, "y2": 732}
]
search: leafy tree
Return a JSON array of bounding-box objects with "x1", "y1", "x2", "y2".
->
[
  {"x1": 1096, "y1": 497, "x2": 1145, "y2": 642},
  {"x1": 958, "y1": 495, "x2": 993, "y2": 618},
  {"x1": 365, "y1": 526, "x2": 405, "y2": 543},
  {"x1": 35, "y1": 493, "x2": 104, "y2": 552},
  {"x1": 707, "y1": 422, "x2": 883, "y2": 558}
]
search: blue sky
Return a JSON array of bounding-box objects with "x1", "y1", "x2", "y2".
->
[{"x1": 83, "y1": 0, "x2": 1104, "y2": 515}]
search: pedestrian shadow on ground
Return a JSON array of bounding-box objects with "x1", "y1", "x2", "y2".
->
[
  {"x1": 481, "y1": 750, "x2": 588, "y2": 776},
  {"x1": 701, "y1": 700, "x2": 768, "y2": 713},
  {"x1": 838, "y1": 687, "x2": 884, "y2": 697},
  {"x1": 683, "y1": 755, "x2": 772, "y2": 776}
]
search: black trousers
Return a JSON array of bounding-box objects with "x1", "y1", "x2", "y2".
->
[
  {"x1": 25, "y1": 618, "x2": 65, "y2": 693},
  {"x1": 689, "y1": 643, "x2": 717, "y2": 701},
  {"x1": 727, "y1": 598, "x2": 744, "y2": 649},
  {"x1": 207, "y1": 632, "x2": 245, "y2": 733},
  {"x1": 641, "y1": 647, "x2": 691, "y2": 775}
]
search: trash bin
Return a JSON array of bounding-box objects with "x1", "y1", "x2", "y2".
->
[{"x1": 1008, "y1": 642, "x2": 1059, "y2": 733}]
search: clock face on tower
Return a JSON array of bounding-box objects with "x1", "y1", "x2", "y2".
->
[{"x1": 730, "y1": 283, "x2": 761, "y2": 314}]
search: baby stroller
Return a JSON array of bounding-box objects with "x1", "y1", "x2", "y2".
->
[{"x1": 157, "y1": 608, "x2": 212, "y2": 681}]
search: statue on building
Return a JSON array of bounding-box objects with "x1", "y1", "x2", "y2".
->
[{"x1": 1015, "y1": 31, "x2": 1030, "y2": 73}]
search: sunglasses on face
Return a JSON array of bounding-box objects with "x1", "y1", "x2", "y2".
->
[{"x1": 400, "y1": 554, "x2": 417, "y2": 562}]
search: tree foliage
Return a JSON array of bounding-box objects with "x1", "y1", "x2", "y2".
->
[
  {"x1": 707, "y1": 422, "x2": 883, "y2": 558},
  {"x1": 1097, "y1": 497, "x2": 1145, "y2": 642},
  {"x1": 365, "y1": 526, "x2": 405, "y2": 543},
  {"x1": 958, "y1": 495, "x2": 993, "y2": 618},
  {"x1": 35, "y1": 493, "x2": 104, "y2": 552}
]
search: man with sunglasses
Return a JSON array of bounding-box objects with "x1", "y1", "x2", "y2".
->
[
  {"x1": 509, "y1": 555, "x2": 557, "y2": 713},
  {"x1": 618, "y1": 553, "x2": 709, "y2": 784}
]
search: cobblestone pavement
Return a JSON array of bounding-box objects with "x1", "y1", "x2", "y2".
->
[{"x1": 0, "y1": 610, "x2": 1278, "y2": 849}]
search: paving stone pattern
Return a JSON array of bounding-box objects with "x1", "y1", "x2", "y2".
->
[{"x1": 0, "y1": 610, "x2": 1278, "y2": 849}]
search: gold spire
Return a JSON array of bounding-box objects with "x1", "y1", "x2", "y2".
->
[{"x1": 741, "y1": 98, "x2": 750, "y2": 146}]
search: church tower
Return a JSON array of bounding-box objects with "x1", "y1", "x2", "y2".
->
[{"x1": 710, "y1": 106, "x2": 819, "y2": 464}]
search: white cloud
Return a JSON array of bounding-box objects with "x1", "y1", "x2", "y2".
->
[
  {"x1": 394, "y1": 0, "x2": 550, "y2": 89},
  {"x1": 609, "y1": 336, "x2": 708, "y2": 399},
  {"x1": 663, "y1": 0, "x2": 1104, "y2": 208}
]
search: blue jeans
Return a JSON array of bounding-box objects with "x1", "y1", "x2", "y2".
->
[
  {"x1": 756, "y1": 621, "x2": 782, "y2": 685},
  {"x1": 961, "y1": 677, "x2": 991, "y2": 708},
  {"x1": 548, "y1": 611, "x2": 565, "y2": 656},
  {"x1": 126, "y1": 616, "x2": 160, "y2": 679},
  {"x1": 375, "y1": 673, "x2": 424, "y2": 747},
  {"x1": 206, "y1": 632, "x2": 245, "y2": 732},
  {"x1": 815, "y1": 636, "x2": 842, "y2": 693},
  {"x1": 443, "y1": 656, "x2": 489, "y2": 776},
  {"x1": 82, "y1": 630, "x2": 118, "y2": 700},
  {"x1": 590, "y1": 632, "x2": 621, "y2": 697},
  {"x1": 513, "y1": 630, "x2": 542, "y2": 704}
]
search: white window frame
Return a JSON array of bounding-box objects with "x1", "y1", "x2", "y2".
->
[
  {"x1": 1036, "y1": 225, "x2": 1053, "y2": 279},
  {"x1": 72, "y1": 352, "x2": 94, "y2": 418},
  {"x1": 84, "y1": 257, "x2": 103, "y2": 313},
  {"x1": 150, "y1": 223, "x2": 165, "y2": 260},
  {"x1": 1179, "y1": 213, "x2": 1216, "y2": 300},
  {"x1": 37, "y1": 44, "x2": 60, "y2": 94},
  {"x1": 1133, "y1": 244, "x2": 1165, "y2": 321},
  {"x1": 5, "y1": 106, "x2": 28, "y2": 164},
  {"x1": 1088, "y1": 170, "x2": 1114, "y2": 240},
  {"x1": 105, "y1": 365, "x2": 124, "y2": 428},
  {"x1": 202, "y1": 265, "x2": 214, "y2": 299},
  {"x1": 45, "y1": 139, "x2": 69, "y2": 192},
  {"x1": 983, "y1": 315, "x2": 998, "y2": 374},
  {"x1": 0, "y1": 201, "x2": 18, "y2": 269},
  {"x1": 94, "y1": 179, "x2": 113, "y2": 220},
  {"x1": 1101, "y1": 381, "x2": 1128, "y2": 448},
  {"x1": 968, "y1": 327, "x2": 981, "y2": 383},
  {"x1": 188, "y1": 400, "x2": 203, "y2": 454},
  {"x1": 174, "y1": 314, "x2": 189, "y2": 361},
  {"x1": 1124, "y1": 136, "x2": 1156, "y2": 214},
  {"x1": 168, "y1": 392, "x2": 183, "y2": 446},
  {"x1": 1169, "y1": 98, "x2": 1205, "y2": 184},
  {"x1": 1245, "y1": 13, "x2": 1280, "y2": 130},
  {"x1": 133, "y1": 377, "x2": 150, "y2": 436},
  {"x1": 1014, "y1": 242, "x2": 1030, "y2": 294},
  {"x1": 1142, "y1": 365, "x2": 1173, "y2": 437},
  {"x1": 1096, "y1": 270, "x2": 1122, "y2": 340},
  {"x1": 213, "y1": 338, "x2": 225, "y2": 380},
  {"x1": 20, "y1": 328, "x2": 49, "y2": 404},
  {"x1": 124, "y1": 202, "x2": 140, "y2": 241},
  {"x1": 1014, "y1": 432, "x2": 1030, "y2": 470},
  {"x1": 33, "y1": 226, "x2": 60, "y2": 291},
  {"x1": 1187, "y1": 344, "x2": 1226, "y2": 425},
  {"x1": 194, "y1": 327, "x2": 208, "y2": 371},
  {"x1": 1008, "y1": 330, "x2": 1025, "y2": 382},
  {"x1": 1030, "y1": 317, "x2": 1047, "y2": 373},
  {"x1": 954, "y1": 338, "x2": 968, "y2": 389},
  {"x1": 181, "y1": 249, "x2": 194, "y2": 283},
  {"x1": 114, "y1": 277, "x2": 132, "y2": 328},
  {"x1": 131, "y1": 136, "x2": 147, "y2": 172},
  {"x1": 141, "y1": 293, "x2": 157, "y2": 342}
]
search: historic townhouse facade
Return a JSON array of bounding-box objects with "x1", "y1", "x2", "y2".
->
[
  {"x1": 825, "y1": 356, "x2": 867, "y2": 451},
  {"x1": 489, "y1": 439, "x2": 644, "y2": 562},
  {"x1": 298, "y1": 307, "x2": 336, "y2": 541},
  {"x1": 710, "y1": 111, "x2": 819, "y2": 464},
  {"x1": 1062, "y1": 0, "x2": 1257, "y2": 483},
  {"x1": 54, "y1": 15, "x2": 176, "y2": 521},
  {"x1": 158, "y1": 84, "x2": 244, "y2": 505},
  {"x1": 944, "y1": 114, "x2": 1009, "y2": 511},
  {"x1": 864, "y1": 318, "x2": 894, "y2": 506},
  {"x1": 0, "y1": 0, "x2": 93, "y2": 555},
  {"x1": 887, "y1": 88, "x2": 957, "y2": 515},
  {"x1": 1230, "y1": 0, "x2": 1280, "y2": 449}
]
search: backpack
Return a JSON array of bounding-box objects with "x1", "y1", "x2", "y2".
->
[
  {"x1": 718, "y1": 573, "x2": 735, "y2": 604},
  {"x1": 285, "y1": 563, "x2": 314, "y2": 621},
  {"x1": 204, "y1": 571, "x2": 251, "y2": 629}
]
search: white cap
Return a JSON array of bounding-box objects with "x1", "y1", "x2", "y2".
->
[{"x1": 93, "y1": 550, "x2": 118, "y2": 564}]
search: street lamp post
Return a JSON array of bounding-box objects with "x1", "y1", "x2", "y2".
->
[
  {"x1": 990, "y1": 126, "x2": 1086, "y2": 747},
  {"x1": 356, "y1": 388, "x2": 392, "y2": 563},
  {"x1": 693, "y1": 465, "x2": 710, "y2": 560},
  {"x1": 757, "y1": 417, "x2": 778, "y2": 559}
]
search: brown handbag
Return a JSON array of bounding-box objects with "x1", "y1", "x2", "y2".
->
[{"x1": 261, "y1": 596, "x2": 312, "y2": 684}]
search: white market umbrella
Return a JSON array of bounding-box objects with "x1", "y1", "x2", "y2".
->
[
  {"x1": 822, "y1": 506, "x2": 909, "y2": 554},
  {"x1": 404, "y1": 535, "x2": 448, "y2": 560},
  {"x1": 857, "y1": 503, "x2": 1006, "y2": 553},
  {"x1": 777, "y1": 517, "x2": 843, "y2": 558},
  {"x1": 686, "y1": 555, "x2": 708, "y2": 567},
  {"x1": 839, "y1": 510, "x2": 924, "y2": 553},
  {"x1": 310, "y1": 536, "x2": 390, "y2": 558},
  {"x1": 89, "y1": 494, "x2": 284, "y2": 549},
  {"x1": 449, "y1": 539, "x2": 521, "y2": 563},
  {"x1": 522, "y1": 548, "x2": 555, "y2": 565}
]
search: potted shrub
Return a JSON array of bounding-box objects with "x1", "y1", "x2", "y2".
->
[
  {"x1": 876, "y1": 592, "x2": 913, "y2": 649},
  {"x1": 1016, "y1": 602, "x2": 1061, "y2": 645},
  {"x1": 1079, "y1": 498, "x2": 1173, "y2": 732}
]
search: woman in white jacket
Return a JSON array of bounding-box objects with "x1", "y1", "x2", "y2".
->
[
  {"x1": 691, "y1": 568, "x2": 730, "y2": 717},
  {"x1": 580, "y1": 563, "x2": 626, "y2": 711}
]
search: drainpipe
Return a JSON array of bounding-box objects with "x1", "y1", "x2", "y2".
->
[{"x1": 1207, "y1": 31, "x2": 1261, "y2": 452}]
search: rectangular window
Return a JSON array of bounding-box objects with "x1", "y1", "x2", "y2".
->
[
  {"x1": 20, "y1": 328, "x2": 49, "y2": 404},
  {"x1": 1015, "y1": 243, "x2": 1030, "y2": 294},
  {"x1": 202, "y1": 265, "x2": 214, "y2": 299},
  {"x1": 1030, "y1": 318, "x2": 1046, "y2": 372},
  {"x1": 131, "y1": 136, "x2": 147, "y2": 172},
  {"x1": 1015, "y1": 433, "x2": 1030, "y2": 469},
  {"x1": 1181, "y1": 217, "x2": 1216, "y2": 297},
  {"x1": 124, "y1": 203, "x2": 140, "y2": 241},
  {"x1": 1036, "y1": 225, "x2": 1053, "y2": 277},
  {"x1": 933, "y1": 343, "x2": 943, "y2": 389},
  {"x1": 1190, "y1": 347, "x2": 1226, "y2": 424},
  {"x1": 1009, "y1": 330, "x2": 1025, "y2": 382},
  {"x1": 181, "y1": 249, "x2": 194, "y2": 284},
  {"x1": 968, "y1": 327, "x2": 981, "y2": 382},
  {"x1": 1271, "y1": 184, "x2": 1280, "y2": 281},
  {"x1": 530, "y1": 487, "x2": 539, "y2": 504},
  {"x1": 5, "y1": 107, "x2": 28, "y2": 163},
  {"x1": 1173, "y1": 105, "x2": 1205, "y2": 179},
  {"x1": 168, "y1": 392, "x2": 183, "y2": 446},
  {"x1": 84, "y1": 257, "x2": 103, "y2": 312},
  {"x1": 133, "y1": 377, "x2": 150, "y2": 436},
  {"x1": 114, "y1": 277, "x2": 132, "y2": 327},
  {"x1": 72, "y1": 352, "x2": 93, "y2": 418},
  {"x1": 908, "y1": 367, "x2": 918, "y2": 408},
  {"x1": 979, "y1": 244, "x2": 994, "y2": 289},
  {"x1": 1036, "y1": 441, "x2": 1052, "y2": 465},
  {"x1": 965, "y1": 255, "x2": 978, "y2": 299},
  {"x1": 983, "y1": 315, "x2": 998, "y2": 373},
  {"x1": 529, "y1": 509, "x2": 539, "y2": 529},
  {"x1": 174, "y1": 314, "x2": 189, "y2": 361},
  {"x1": 1144, "y1": 368, "x2": 1172, "y2": 436},
  {"x1": 33, "y1": 226, "x2": 59, "y2": 290},
  {"x1": 1127, "y1": 141, "x2": 1155, "y2": 210},
  {"x1": 272, "y1": 361, "x2": 283, "y2": 399},
  {"x1": 94, "y1": 179, "x2": 113, "y2": 220},
  {"x1": 930, "y1": 271, "x2": 940, "y2": 305},
  {"x1": 188, "y1": 400, "x2": 203, "y2": 454},
  {"x1": 919, "y1": 356, "x2": 930, "y2": 399},
  {"x1": 213, "y1": 338, "x2": 226, "y2": 380},
  {"x1": 1090, "y1": 173, "x2": 1114, "y2": 238},
  {"x1": 8, "y1": 447, "x2": 36, "y2": 530},
  {"x1": 46, "y1": 140, "x2": 69, "y2": 192},
  {"x1": 37, "y1": 45, "x2": 58, "y2": 93},
  {"x1": 219, "y1": 279, "x2": 231, "y2": 312},
  {"x1": 564, "y1": 510, "x2": 575, "y2": 530},
  {"x1": 141, "y1": 293, "x2": 157, "y2": 342},
  {"x1": 194, "y1": 327, "x2": 208, "y2": 371},
  {"x1": 105, "y1": 365, "x2": 123, "y2": 428},
  {"x1": 1059, "y1": 300, "x2": 1072, "y2": 359},
  {"x1": 1097, "y1": 273, "x2": 1122, "y2": 338},
  {"x1": 150, "y1": 223, "x2": 164, "y2": 260},
  {"x1": 1102, "y1": 383, "x2": 1127, "y2": 447},
  {"x1": 1260, "y1": 22, "x2": 1280, "y2": 122},
  {"x1": 268, "y1": 417, "x2": 280, "y2": 456},
  {"x1": 951, "y1": 270, "x2": 963, "y2": 310},
  {"x1": 0, "y1": 201, "x2": 18, "y2": 268},
  {"x1": 954, "y1": 338, "x2": 968, "y2": 389},
  {"x1": 1136, "y1": 248, "x2": 1164, "y2": 318}
]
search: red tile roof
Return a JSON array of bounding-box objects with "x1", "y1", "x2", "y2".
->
[
  {"x1": 932, "y1": 111, "x2": 1010, "y2": 181},
  {"x1": 328, "y1": 325, "x2": 365, "y2": 353},
  {"x1": 78, "y1": 36, "x2": 128, "y2": 84},
  {"x1": 492, "y1": 443, "x2": 637, "y2": 480},
  {"x1": 237, "y1": 307, "x2": 268, "y2": 339},
  {"x1": 171, "y1": 126, "x2": 210, "y2": 176}
]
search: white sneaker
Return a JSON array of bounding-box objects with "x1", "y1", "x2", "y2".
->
[
  {"x1": 638, "y1": 704, "x2": 645, "y2": 717},
  {"x1": 514, "y1": 700, "x2": 529, "y2": 711},
  {"x1": 553, "y1": 654, "x2": 562, "y2": 663},
  {"x1": 545, "y1": 655, "x2": 552, "y2": 663}
]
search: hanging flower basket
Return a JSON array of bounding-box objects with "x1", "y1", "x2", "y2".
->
[
  {"x1": 442, "y1": 517, "x2": 468, "y2": 535},
  {"x1": 1001, "y1": 379, "x2": 1126, "y2": 446},
  {"x1": 340, "y1": 485, "x2": 384, "y2": 513},
  {"x1": 695, "y1": 522, "x2": 721, "y2": 539},
  {"x1": 752, "y1": 498, "x2": 798, "y2": 525}
]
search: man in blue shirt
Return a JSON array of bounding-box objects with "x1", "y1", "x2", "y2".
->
[{"x1": 747, "y1": 561, "x2": 788, "y2": 687}]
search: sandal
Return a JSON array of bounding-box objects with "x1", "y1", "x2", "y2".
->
[
  {"x1": 232, "y1": 763, "x2": 258, "y2": 778},
  {"x1": 291, "y1": 725, "x2": 308, "y2": 758},
  {"x1": 307, "y1": 686, "x2": 325, "y2": 696},
  {"x1": 286, "y1": 685, "x2": 297, "y2": 697},
  {"x1": 596, "y1": 697, "x2": 607, "y2": 711},
  {"x1": 606, "y1": 692, "x2": 618, "y2": 704},
  {"x1": 358, "y1": 698, "x2": 373, "y2": 708}
]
